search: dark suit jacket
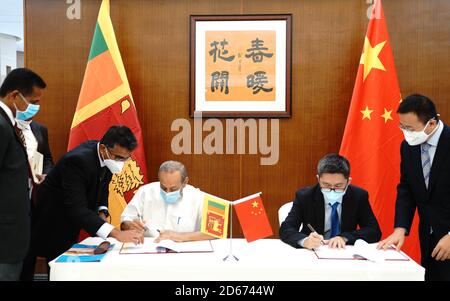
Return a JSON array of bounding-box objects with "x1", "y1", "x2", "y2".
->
[
  {"x1": 395, "y1": 124, "x2": 450, "y2": 261},
  {"x1": 30, "y1": 121, "x2": 54, "y2": 174},
  {"x1": 0, "y1": 107, "x2": 30, "y2": 263},
  {"x1": 280, "y1": 184, "x2": 381, "y2": 248},
  {"x1": 33, "y1": 140, "x2": 112, "y2": 260}
]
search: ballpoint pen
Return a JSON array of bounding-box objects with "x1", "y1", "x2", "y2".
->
[
  {"x1": 137, "y1": 213, "x2": 149, "y2": 232},
  {"x1": 307, "y1": 223, "x2": 325, "y2": 245}
]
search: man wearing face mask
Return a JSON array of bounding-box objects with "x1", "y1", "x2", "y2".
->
[
  {"x1": 120, "y1": 160, "x2": 212, "y2": 243},
  {"x1": 14, "y1": 93, "x2": 54, "y2": 184},
  {"x1": 0, "y1": 68, "x2": 46, "y2": 281},
  {"x1": 12, "y1": 79, "x2": 54, "y2": 282},
  {"x1": 280, "y1": 154, "x2": 381, "y2": 250},
  {"x1": 378, "y1": 94, "x2": 450, "y2": 281},
  {"x1": 30, "y1": 125, "x2": 144, "y2": 263}
]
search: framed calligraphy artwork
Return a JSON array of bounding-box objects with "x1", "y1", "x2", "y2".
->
[{"x1": 190, "y1": 15, "x2": 292, "y2": 118}]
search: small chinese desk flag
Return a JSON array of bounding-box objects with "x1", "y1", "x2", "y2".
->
[{"x1": 234, "y1": 193, "x2": 273, "y2": 242}]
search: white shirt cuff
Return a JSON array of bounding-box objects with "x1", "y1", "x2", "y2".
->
[
  {"x1": 298, "y1": 237, "x2": 307, "y2": 248},
  {"x1": 121, "y1": 216, "x2": 135, "y2": 223},
  {"x1": 98, "y1": 206, "x2": 108, "y2": 212},
  {"x1": 96, "y1": 223, "x2": 115, "y2": 240}
]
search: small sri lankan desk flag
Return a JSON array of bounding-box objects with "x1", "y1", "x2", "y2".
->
[
  {"x1": 68, "y1": 0, "x2": 147, "y2": 228},
  {"x1": 234, "y1": 193, "x2": 273, "y2": 242},
  {"x1": 201, "y1": 194, "x2": 230, "y2": 239}
]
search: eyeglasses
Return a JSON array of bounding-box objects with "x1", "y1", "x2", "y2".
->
[
  {"x1": 320, "y1": 187, "x2": 346, "y2": 193},
  {"x1": 107, "y1": 148, "x2": 131, "y2": 162},
  {"x1": 398, "y1": 124, "x2": 414, "y2": 132},
  {"x1": 398, "y1": 118, "x2": 435, "y2": 132},
  {"x1": 319, "y1": 180, "x2": 348, "y2": 193}
]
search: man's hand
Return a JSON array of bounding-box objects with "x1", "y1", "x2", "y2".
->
[
  {"x1": 431, "y1": 234, "x2": 450, "y2": 261},
  {"x1": 377, "y1": 228, "x2": 406, "y2": 250},
  {"x1": 154, "y1": 230, "x2": 182, "y2": 243},
  {"x1": 324, "y1": 236, "x2": 346, "y2": 249},
  {"x1": 303, "y1": 232, "x2": 324, "y2": 250},
  {"x1": 109, "y1": 229, "x2": 144, "y2": 244},
  {"x1": 35, "y1": 174, "x2": 46, "y2": 184},
  {"x1": 121, "y1": 220, "x2": 146, "y2": 232}
]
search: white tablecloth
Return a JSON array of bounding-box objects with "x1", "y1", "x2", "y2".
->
[{"x1": 49, "y1": 237, "x2": 425, "y2": 281}]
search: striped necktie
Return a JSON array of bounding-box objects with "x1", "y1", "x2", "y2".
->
[
  {"x1": 14, "y1": 124, "x2": 27, "y2": 148},
  {"x1": 421, "y1": 142, "x2": 431, "y2": 189}
]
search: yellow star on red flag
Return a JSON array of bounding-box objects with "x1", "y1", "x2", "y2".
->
[
  {"x1": 380, "y1": 108, "x2": 393, "y2": 123},
  {"x1": 361, "y1": 106, "x2": 374, "y2": 120},
  {"x1": 360, "y1": 37, "x2": 387, "y2": 81}
]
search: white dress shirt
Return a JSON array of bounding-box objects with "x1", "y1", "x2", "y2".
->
[
  {"x1": 424, "y1": 120, "x2": 444, "y2": 167},
  {"x1": 299, "y1": 195, "x2": 343, "y2": 247},
  {"x1": 121, "y1": 182, "x2": 204, "y2": 237},
  {"x1": 0, "y1": 100, "x2": 15, "y2": 125},
  {"x1": 421, "y1": 120, "x2": 445, "y2": 235},
  {"x1": 15, "y1": 119, "x2": 38, "y2": 159}
]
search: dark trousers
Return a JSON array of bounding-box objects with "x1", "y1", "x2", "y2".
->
[
  {"x1": 423, "y1": 234, "x2": 450, "y2": 281},
  {"x1": 20, "y1": 203, "x2": 42, "y2": 281}
]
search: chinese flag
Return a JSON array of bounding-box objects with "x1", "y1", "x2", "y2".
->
[
  {"x1": 234, "y1": 193, "x2": 273, "y2": 242},
  {"x1": 339, "y1": 0, "x2": 420, "y2": 262},
  {"x1": 68, "y1": 0, "x2": 148, "y2": 230}
]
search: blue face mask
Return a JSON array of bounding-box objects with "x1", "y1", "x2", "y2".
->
[
  {"x1": 14, "y1": 94, "x2": 40, "y2": 121},
  {"x1": 160, "y1": 189, "x2": 182, "y2": 204},
  {"x1": 321, "y1": 189, "x2": 346, "y2": 204}
]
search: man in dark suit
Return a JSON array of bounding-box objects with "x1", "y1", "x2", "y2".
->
[
  {"x1": 280, "y1": 154, "x2": 381, "y2": 250},
  {"x1": 378, "y1": 94, "x2": 450, "y2": 281},
  {"x1": 32, "y1": 125, "x2": 144, "y2": 262},
  {"x1": 0, "y1": 68, "x2": 47, "y2": 281},
  {"x1": 15, "y1": 112, "x2": 54, "y2": 281}
]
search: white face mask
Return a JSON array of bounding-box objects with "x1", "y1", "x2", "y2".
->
[
  {"x1": 103, "y1": 148, "x2": 125, "y2": 174},
  {"x1": 401, "y1": 119, "x2": 438, "y2": 146}
]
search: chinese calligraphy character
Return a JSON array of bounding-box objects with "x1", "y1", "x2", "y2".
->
[
  {"x1": 247, "y1": 71, "x2": 273, "y2": 94},
  {"x1": 245, "y1": 38, "x2": 274, "y2": 63},
  {"x1": 209, "y1": 39, "x2": 236, "y2": 63},
  {"x1": 211, "y1": 71, "x2": 230, "y2": 94}
]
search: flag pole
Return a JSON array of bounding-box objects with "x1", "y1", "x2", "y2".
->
[{"x1": 223, "y1": 203, "x2": 239, "y2": 261}]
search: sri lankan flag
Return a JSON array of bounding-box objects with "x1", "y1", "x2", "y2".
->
[
  {"x1": 68, "y1": 0, "x2": 147, "y2": 227},
  {"x1": 200, "y1": 194, "x2": 230, "y2": 239}
]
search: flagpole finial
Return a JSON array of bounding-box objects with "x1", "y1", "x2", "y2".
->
[{"x1": 370, "y1": 0, "x2": 384, "y2": 20}]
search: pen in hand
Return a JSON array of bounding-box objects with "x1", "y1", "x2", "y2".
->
[
  {"x1": 137, "y1": 213, "x2": 149, "y2": 233},
  {"x1": 307, "y1": 223, "x2": 325, "y2": 246}
]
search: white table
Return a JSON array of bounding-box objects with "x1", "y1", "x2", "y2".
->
[{"x1": 49, "y1": 237, "x2": 425, "y2": 281}]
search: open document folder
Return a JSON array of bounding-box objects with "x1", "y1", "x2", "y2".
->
[
  {"x1": 120, "y1": 239, "x2": 214, "y2": 254},
  {"x1": 313, "y1": 239, "x2": 409, "y2": 262}
]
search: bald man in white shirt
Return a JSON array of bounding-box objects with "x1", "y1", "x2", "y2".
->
[{"x1": 121, "y1": 161, "x2": 212, "y2": 242}]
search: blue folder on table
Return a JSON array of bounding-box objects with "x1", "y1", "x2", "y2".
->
[{"x1": 56, "y1": 243, "x2": 114, "y2": 263}]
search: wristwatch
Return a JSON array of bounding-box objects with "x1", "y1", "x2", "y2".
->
[{"x1": 99, "y1": 209, "x2": 110, "y2": 217}]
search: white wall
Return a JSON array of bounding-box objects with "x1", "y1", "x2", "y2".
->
[{"x1": 0, "y1": 33, "x2": 18, "y2": 84}]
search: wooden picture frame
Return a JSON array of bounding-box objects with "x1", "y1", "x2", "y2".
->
[{"x1": 190, "y1": 14, "x2": 292, "y2": 118}]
